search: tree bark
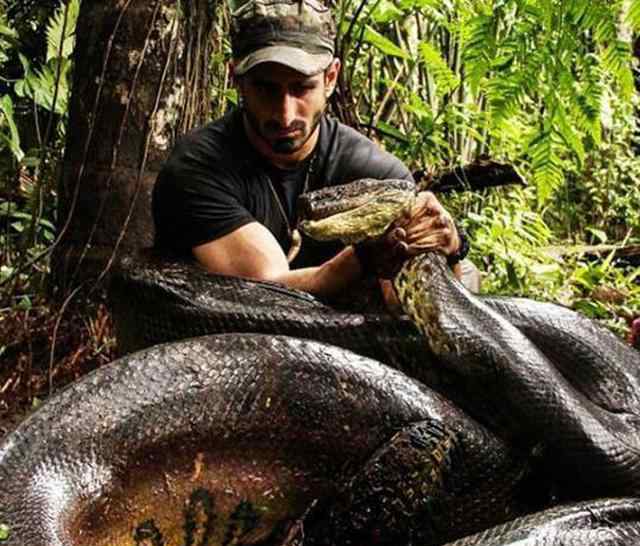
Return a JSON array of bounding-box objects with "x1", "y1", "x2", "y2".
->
[{"x1": 53, "y1": 0, "x2": 216, "y2": 291}]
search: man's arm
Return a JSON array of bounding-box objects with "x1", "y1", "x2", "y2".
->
[
  {"x1": 193, "y1": 190, "x2": 462, "y2": 298},
  {"x1": 193, "y1": 221, "x2": 363, "y2": 297}
]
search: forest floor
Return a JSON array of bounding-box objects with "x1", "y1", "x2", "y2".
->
[{"x1": 0, "y1": 297, "x2": 116, "y2": 441}]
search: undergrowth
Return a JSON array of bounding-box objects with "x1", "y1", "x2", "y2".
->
[{"x1": 0, "y1": 297, "x2": 116, "y2": 439}]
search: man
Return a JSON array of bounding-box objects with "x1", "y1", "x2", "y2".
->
[{"x1": 152, "y1": 0, "x2": 468, "y2": 303}]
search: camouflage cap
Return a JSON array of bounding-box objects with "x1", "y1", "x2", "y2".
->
[{"x1": 230, "y1": 0, "x2": 336, "y2": 76}]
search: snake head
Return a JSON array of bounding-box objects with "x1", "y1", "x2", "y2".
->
[{"x1": 297, "y1": 178, "x2": 416, "y2": 244}]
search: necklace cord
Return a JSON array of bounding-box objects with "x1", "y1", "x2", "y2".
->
[{"x1": 266, "y1": 154, "x2": 316, "y2": 263}]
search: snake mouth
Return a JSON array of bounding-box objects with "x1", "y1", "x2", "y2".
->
[{"x1": 297, "y1": 179, "x2": 416, "y2": 244}]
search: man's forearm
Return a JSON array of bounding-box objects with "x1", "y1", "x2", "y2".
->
[{"x1": 268, "y1": 246, "x2": 362, "y2": 297}]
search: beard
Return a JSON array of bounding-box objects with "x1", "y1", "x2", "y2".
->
[{"x1": 243, "y1": 103, "x2": 325, "y2": 155}]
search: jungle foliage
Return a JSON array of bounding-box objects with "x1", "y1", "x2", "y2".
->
[
  {"x1": 1, "y1": 0, "x2": 640, "y2": 342},
  {"x1": 0, "y1": 0, "x2": 112, "y2": 417},
  {"x1": 1, "y1": 0, "x2": 78, "y2": 298},
  {"x1": 326, "y1": 0, "x2": 640, "y2": 336}
]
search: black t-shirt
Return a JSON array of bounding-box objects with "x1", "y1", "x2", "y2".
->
[{"x1": 152, "y1": 108, "x2": 413, "y2": 268}]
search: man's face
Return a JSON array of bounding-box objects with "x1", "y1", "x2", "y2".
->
[{"x1": 238, "y1": 61, "x2": 338, "y2": 156}]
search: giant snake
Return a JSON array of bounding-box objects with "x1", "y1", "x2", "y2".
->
[{"x1": 1, "y1": 179, "x2": 640, "y2": 545}]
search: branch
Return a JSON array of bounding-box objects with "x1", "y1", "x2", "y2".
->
[
  {"x1": 414, "y1": 158, "x2": 526, "y2": 193},
  {"x1": 542, "y1": 244, "x2": 640, "y2": 268}
]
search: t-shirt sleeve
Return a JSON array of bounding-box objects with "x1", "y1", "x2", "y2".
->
[
  {"x1": 346, "y1": 133, "x2": 412, "y2": 182},
  {"x1": 152, "y1": 151, "x2": 254, "y2": 253},
  {"x1": 366, "y1": 149, "x2": 413, "y2": 181},
  {"x1": 322, "y1": 121, "x2": 414, "y2": 187}
]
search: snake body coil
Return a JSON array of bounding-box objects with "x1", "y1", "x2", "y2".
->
[{"x1": 2, "y1": 179, "x2": 640, "y2": 544}]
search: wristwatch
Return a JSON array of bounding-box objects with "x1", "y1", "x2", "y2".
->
[{"x1": 447, "y1": 224, "x2": 470, "y2": 266}]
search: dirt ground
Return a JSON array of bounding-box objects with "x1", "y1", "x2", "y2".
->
[{"x1": 0, "y1": 298, "x2": 117, "y2": 441}]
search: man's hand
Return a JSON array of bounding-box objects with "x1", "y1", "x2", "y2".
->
[
  {"x1": 354, "y1": 191, "x2": 460, "y2": 279},
  {"x1": 376, "y1": 192, "x2": 463, "y2": 313},
  {"x1": 397, "y1": 191, "x2": 460, "y2": 257}
]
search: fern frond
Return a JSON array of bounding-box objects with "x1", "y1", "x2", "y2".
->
[
  {"x1": 602, "y1": 39, "x2": 630, "y2": 73},
  {"x1": 555, "y1": 103, "x2": 586, "y2": 166},
  {"x1": 486, "y1": 42, "x2": 546, "y2": 126},
  {"x1": 572, "y1": 1, "x2": 607, "y2": 32},
  {"x1": 626, "y1": 0, "x2": 640, "y2": 32},
  {"x1": 46, "y1": 0, "x2": 80, "y2": 62},
  {"x1": 594, "y1": 14, "x2": 618, "y2": 44},
  {"x1": 572, "y1": 65, "x2": 604, "y2": 144},
  {"x1": 567, "y1": 0, "x2": 592, "y2": 27},
  {"x1": 462, "y1": 13, "x2": 495, "y2": 93},
  {"x1": 486, "y1": 74, "x2": 528, "y2": 125},
  {"x1": 601, "y1": 40, "x2": 635, "y2": 100},
  {"x1": 419, "y1": 41, "x2": 459, "y2": 96},
  {"x1": 528, "y1": 130, "x2": 564, "y2": 204}
]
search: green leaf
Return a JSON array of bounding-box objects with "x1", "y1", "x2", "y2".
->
[
  {"x1": 594, "y1": 13, "x2": 617, "y2": 43},
  {"x1": 586, "y1": 227, "x2": 608, "y2": 244},
  {"x1": 403, "y1": 95, "x2": 433, "y2": 121},
  {"x1": 487, "y1": 74, "x2": 526, "y2": 125},
  {"x1": 374, "y1": 121, "x2": 409, "y2": 142},
  {"x1": 363, "y1": 25, "x2": 411, "y2": 59},
  {"x1": 224, "y1": 88, "x2": 239, "y2": 105},
  {"x1": 18, "y1": 296, "x2": 32, "y2": 311},
  {"x1": 506, "y1": 261, "x2": 521, "y2": 289},
  {"x1": 0, "y1": 523, "x2": 10, "y2": 541},
  {"x1": 419, "y1": 41, "x2": 459, "y2": 95},
  {"x1": 0, "y1": 265, "x2": 14, "y2": 283},
  {"x1": 570, "y1": 61, "x2": 604, "y2": 143},
  {"x1": 627, "y1": 0, "x2": 640, "y2": 32},
  {"x1": 16, "y1": 58, "x2": 71, "y2": 114},
  {"x1": 0, "y1": 22, "x2": 18, "y2": 40},
  {"x1": 398, "y1": 0, "x2": 442, "y2": 11},
  {"x1": 601, "y1": 40, "x2": 634, "y2": 99},
  {"x1": 0, "y1": 95, "x2": 24, "y2": 162},
  {"x1": 573, "y1": 299, "x2": 607, "y2": 319},
  {"x1": 371, "y1": 0, "x2": 405, "y2": 23},
  {"x1": 601, "y1": 247, "x2": 617, "y2": 273},
  {"x1": 17, "y1": 52, "x2": 32, "y2": 79},
  {"x1": 528, "y1": 130, "x2": 564, "y2": 205},
  {"x1": 46, "y1": 0, "x2": 81, "y2": 62},
  {"x1": 555, "y1": 103, "x2": 585, "y2": 166},
  {"x1": 38, "y1": 218, "x2": 56, "y2": 231},
  {"x1": 463, "y1": 13, "x2": 495, "y2": 93},
  {"x1": 10, "y1": 211, "x2": 36, "y2": 222}
]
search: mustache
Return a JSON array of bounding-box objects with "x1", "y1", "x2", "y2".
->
[{"x1": 263, "y1": 120, "x2": 306, "y2": 134}]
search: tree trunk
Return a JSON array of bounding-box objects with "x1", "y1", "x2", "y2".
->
[{"x1": 53, "y1": 0, "x2": 216, "y2": 291}]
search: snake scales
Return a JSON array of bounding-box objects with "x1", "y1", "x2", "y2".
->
[{"x1": 1, "y1": 179, "x2": 640, "y2": 545}]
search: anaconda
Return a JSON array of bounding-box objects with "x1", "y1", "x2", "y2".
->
[
  {"x1": 2, "y1": 179, "x2": 640, "y2": 544},
  {"x1": 110, "y1": 180, "x2": 640, "y2": 494},
  {"x1": 444, "y1": 498, "x2": 640, "y2": 546},
  {"x1": 300, "y1": 178, "x2": 640, "y2": 497},
  {"x1": 0, "y1": 335, "x2": 532, "y2": 546}
]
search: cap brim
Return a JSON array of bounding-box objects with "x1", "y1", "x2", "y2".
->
[{"x1": 234, "y1": 45, "x2": 333, "y2": 76}]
